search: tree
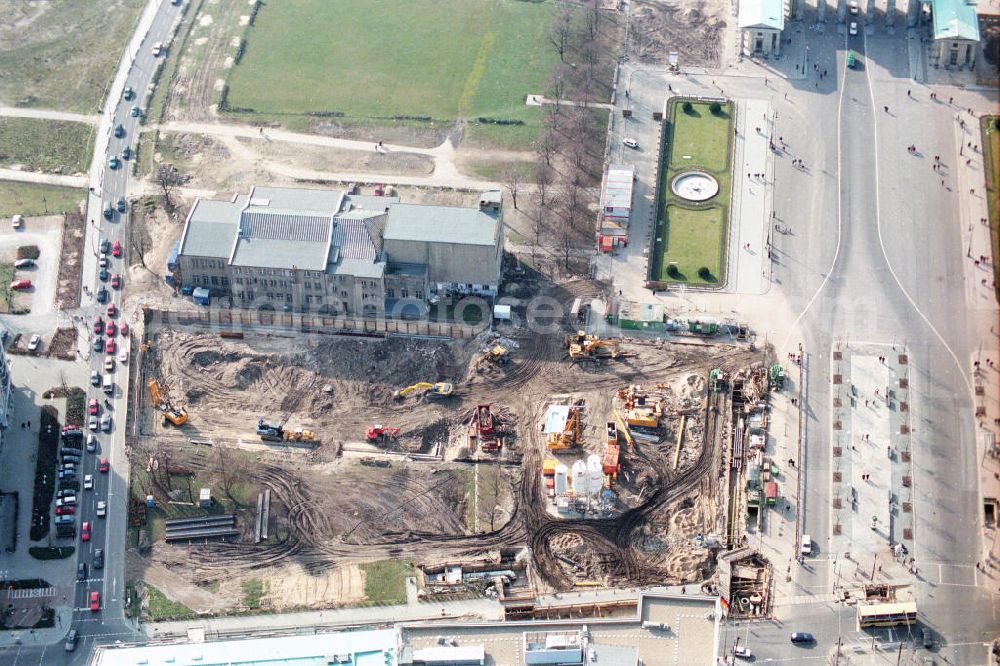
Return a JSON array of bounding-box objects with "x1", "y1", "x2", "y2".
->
[
  {"x1": 547, "y1": 64, "x2": 570, "y2": 111},
  {"x1": 586, "y1": 0, "x2": 601, "y2": 40},
  {"x1": 535, "y1": 126, "x2": 561, "y2": 167},
  {"x1": 535, "y1": 162, "x2": 552, "y2": 209},
  {"x1": 155, "y1": 163, "x2": 184, "y2": 214},
  {"x1": 548, "y1": 7, "x2": 573, "y2": 63},
  {"x1": 129, "y1": 211, "x2": 153, "y2": 271},
  {"x1": 502, "y1": 166, "x2": 522, "y2": 210}
]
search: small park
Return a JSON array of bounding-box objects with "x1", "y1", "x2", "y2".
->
[{"x1": 648, "y1": 97, "x2": 734, "y2": 288}]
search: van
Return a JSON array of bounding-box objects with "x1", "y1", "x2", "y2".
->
[
  {"x1": 152, "y1": 42, "x2": 163, "y2": 56},
  {"x1": 103, "y1": 375, "x2": 114, "y2": 395}
]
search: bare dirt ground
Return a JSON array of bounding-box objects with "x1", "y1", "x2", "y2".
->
[
  {"x1": 628, "y1": 0, "x2": 728, "y2": 68},
  {"x1": 54, "y1": 212, "x2": 83, "y2": 310},
  {"x1": 132, "y1": 268, "x2": 758, "y2": 608}
]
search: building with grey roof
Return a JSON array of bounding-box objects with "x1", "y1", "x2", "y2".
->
[
  {"x1": 176, "y1": 185, "x2": 504, "y2": 317},
  {"x1": 928, "y1": 0, "x2": 980, "y2": 69},
  {"x1": 738, "y1": 0, "x2": 785, "y2": 57}
]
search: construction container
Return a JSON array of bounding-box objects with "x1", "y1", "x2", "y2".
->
[
  {"x1": 554, "y1": 464, "x2": 569, "y2": 495},
  {"x1": 542, "y1": 459, "x2": 558, "y2": 476},
  {"x1": 602, "y1": 443, "x2": 620, "y2": 476}
]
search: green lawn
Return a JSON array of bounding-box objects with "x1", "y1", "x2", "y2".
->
[
  {"x1": 983, "y1": 116, "x2": 999, "y2": 302},
  {"x1": 0, "y1": 118, "x2": 95, "y2": 173},
  {"x1": 226, "y1": 0, "x2": 559, "y2": 147},
  {"x1": 651, "y1": 100, "x2": 734, "y2": 287},
  {"x1": 0, "y1": 264, "x2": 13, "y2": 312},
  {"x1": 0, "y1": 182, "x2": 85, "y2": 218},
  {"x1": 0, "y1": 0, "x2": 146, "y2": 112},
  {"x1": 144, "y1": 584, "x2": 196, "y2": 621},
  {"x1": 360, "y1": 559, "x2": 414, "y2": 605}
]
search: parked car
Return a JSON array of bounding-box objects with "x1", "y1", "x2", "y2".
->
[
  {"x1": 10, "y1": 279, "x2": 32, "y2": 290},
  {"x1": 89, "y1": 591, "x2": 100, "y2": 611},
  {"x1": 111, "y1": 274, "x2": 122, "y2": 289},
  {"x1": 922, "y1": 627, "x2": 933, "y2": 649},
  {"x1": 112, "y1": 241, "x2": 122, "y2": 257},
  {"x1": 106, "y1": 302, "x2": 117, "y2": 317},
  {"x1": 96, "y1": 501, "x2": 107, "y2": 518},
  {"x1": 86, "y1": 435, "x2": 97, "y2": 453},
  {"x1": 57, "y1": 489, "x2": 76, "y2": 499},
  {"x1": 88, "y1": 415, "x2": 99, "y2": 431},
  {"x1": 152, "y1": 41, "x2": 164, "y2": 56},
  {"x1": 122, "y1": 146, "x2": 132, "y2": 160},
  {"x1": 54, "y1": 514, "x2": 75, "y2": 525},
  {"x1": 93, "y1": 548, "x2": 104, "y2": 569},
  {"x1": 99, "y1": 256, "x2": 109, "y2": 269},
  {"x1": 118, "y1": 348, "x2": 129, "y2": 363},
  {"x1": 849, "y1": 0, "x2": 859, "y2": 13},
  {"x1": 88, "y1": 399, "x2": 99, "y2": 416},
  {"x1": 130, "y1": 105, "x2": 141, "y2": 117},
  {"x1": 55, "y1": 505, "x2": 75, "y2": 516},
  {"x1": 733, "y1": 646, "x2": 753, "y2": 660},
  {"x1": 104, "y1": 356, "x2": 114, "y2": 372},
  {"x1": 64, "y1": 629, "x2": 79, "y2": 652},
  {"x1": 99, "y1": 268, "x2": 109, "y2": 282},
  {"x1": 99, "y1": 459, "x2": 109, "y2": 473},
  {"x1": 93, "y1": 338, "x2": 103, "y2": 352},
  {"x1": 103, "y1": 202, "x2": 113, "y2": 220},
  {"x1": 14, "y1": 258, "x2": 34, "y2": 268},
  {"x1": 100, "y1": 414, "x2": 112, "y2": 432},
  {"x1": 93, "y1": 316, "x2": 104, "y2": 334},
  {"x1": 117, "y1": 196, "x2": 127, "y2": 212},
  {"x1": 123, "y1": 86, "x2": 134, "y2": 100},
  {"x1": 622, "y1": 137, "x2": 639, "y2": 149},
  {"x1": 108, "y1": 156, "x2": 120, "y2": 170},
  {"x1": 56, "y1": 495, "x2": 77, "y2": 506},
  {"x1": 84, "y1": 474, "x2": 94, "y2": 490},
  {"x1": 57, "y1": 470, "x2": 76, "y2": 481},
  {"x1": 120, "y1": 322, "x2": 129, "y2": 336},
  {"x1": 105, "y1": 338, "x2": 116, "y2": 354},
  {"x1": 105, "y1": 321, "x2": 116, "y2": 337},
  {"x1": 96, "y1": 286, "x2": 109, "y2": 303},
  {"x1": 114, "y1": 124, "x2": 125, "y2": 138},
  {"x1": 27, "y1": 334, "x2": 41, "y2": 352},
  {"x1": 11, "y1": 214, "x2": 23, "y2": 230},
  {"x1": 801, "y1": 534, "x2": 812, "y2": 556},
  {"x1": 100, "y1": 238, "x2": 111, "y2": 254},
  {"x1": 790, "y1": 632, "x2": 814, "y2": 644}
]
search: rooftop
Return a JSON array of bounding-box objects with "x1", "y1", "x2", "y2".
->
[
  {"x1": 737, "y1": 0, "x2": 785, "y2": 29},
  {"x1": 93, "y1": 629, "x2": 398, "y2": 666},
  {"x1": 931, "y1": 0, "x2": 980, "y2": 41},
  {"x1": 602, "y1": 164, "x2": 635, "y2": 211},
  {"x1": 385, "y1": 202, "x2": 500, "y2": 247},
  {"x1": 179, "y1": 196, "x2": 244, "y2": 258}
]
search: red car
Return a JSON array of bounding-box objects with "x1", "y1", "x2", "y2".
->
[
  {"x1": 88, "y1": 399, "x2": 99, "y2": 416},
  {"x1": 93, "y1": 316, "x2": 104, "y2": 334},
  {"x1": 99, "y1": 459, "x2": 109, "y2": 473},
  {"x1": 105, "y1": 339, "x2": 116, "y2": 354},
  {"x1": 110, "y1": 274, "x2": 121, "y2": 289},
  {"x1": 106, "y1": 303, "x2": 117, "y2": 318},
  {"x1": 81, "y1": 522, "x2": 90, "y2": 541},
  {"x1": 105, "y1": 321, "x2": 116, "y2": 337},
  {"x1": 89, "y1": 591, "x2": 100, "y2": 611},
  {"x1": 120, "y1": 322, "x2": 129, "y2": 336},
  {"x1": 9, "y1": 279, "x2": 31, "y2": 290},
  {"x1": 55, "y1": 505, "x2": 75, "y2": 516},
  {"x1": 111, "y1": 241, "x2": 122, "y2": 257}
]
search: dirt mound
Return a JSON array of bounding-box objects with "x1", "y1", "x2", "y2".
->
[
  {"x1": 192, "y1": 349, "x2": 243, "y2": 366},
  {"x1": 233, "y1": 362, "x2": 265, "y2": 388},
  {"x1": 312, "y1": 336, "x2": 470, "y2": 384}
]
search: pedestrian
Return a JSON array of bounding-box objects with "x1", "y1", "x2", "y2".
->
[
  {"x1": 823, "y1": 68, "x2": 827, "y2": 77},
  {"x1": 971, "y1": 188, "x2": 975, "y2": 195},
  {"x1": 907, "y1": 89, "x2": 911, "y2": 97},
  {"x1": 374, "y1": 143, "x2": 379, "y2": 151},
  {"x1": 865, "y1": 399, "x2": 869, "y2": 407},
  {"x1": 784, "y1": 92, "x2": 788, "y2": 100},
  {"x1": 668, "y1": 83, "x2": 672, "y2": 91},
  {"x1": 748, "y1": 172, "x2": 751, "y2": 179},
  {"x1": 884, "y1": 105, "x2": 889, "y2": 113},
  {"x1": 967, "y1": 159, "x2": 972, "y2": 166},
  {"x1": 378, "y1": 140, "x2": 384, "y2": 148},
  {"x1": 765, "y1": 77, "x2": 768, "y2": 85},
  {"x1": 949, "y1": 96, "x2": 953, "y2": 104}
]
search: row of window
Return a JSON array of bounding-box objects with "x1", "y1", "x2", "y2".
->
[
  {"x1": 386, "y1": 288, "x2": 424, "y2": 299},
  {"x1": 190, "y1": 275, "x2": 230, "y2": 287},
  {"x1": 189, "y1": 258, "x2": 225, "y2": 270}
]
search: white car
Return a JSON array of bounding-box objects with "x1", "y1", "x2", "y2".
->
[
  {"x1": 96, "y1": 501, "x2": 107, "y2": 518},
  {"x1": 104, "y1": 356, "x2": 115, "y2": 372},
  {"x1": 733, "y1": 645, "x2": 753, "y2": 660},
  {"x1": 88, "y1": 416, "x2": 99, "y2": 431},
  {"x1": 622, "y1": 137, "x2": 639, "y2": 149},
  {"x1": 27, "y1": 334, "x2": 41, "y2": 352},
  {"x1": 118, "y1": 348, "x2": 129, "y2": 363},
  {"x1": 83, "y1": 474, "x2": 94, "y2": 490},
  {"x1": 849, "y1": 21, "x2": 858, "y2": 35},
  {"x1": 848, "y1": 0, "x2": 859, "y2": 13},
  {"x1": 801, "y1": 534, "x2": 812, "y2": 555},
  {"x1": 11, "y1": 214, "x2": 23, "y2": 230}
]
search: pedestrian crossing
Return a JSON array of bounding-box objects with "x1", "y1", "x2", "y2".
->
[
  {"x1": 772, "y1": 592, "x2": 838, "y2": 607},
  {"x1": 5, "y1": 587, "x2": 55, "y2": 600}
]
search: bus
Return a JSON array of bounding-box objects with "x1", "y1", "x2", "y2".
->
[
  {"x1": 847, "y1": 50, "x2": 857, "y2": 68},
  {"x1": 857, "y1": 601, "x2": 917, "y2": 629}
]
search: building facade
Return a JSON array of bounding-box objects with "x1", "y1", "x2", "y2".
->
[
  {"x1": 738, "y1": 0, "x2": 785, "y2": 56},
  {"x1": 926, "y1": 0, "x2": 980, "y2": 69},
  {"x1": 177, "y1": 186, "x2": 504, "y2": 316}
]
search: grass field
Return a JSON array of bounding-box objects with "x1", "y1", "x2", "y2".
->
[
  {"x1": 226, "y1": 0, "x2": 559, "y2": 147},
  {"x1": 360, "y1": 559, "x2": 414, "y2": 605},
  {"x1": 983, "y1": 116, "x2": 999, "y2": 301},
  {"x1": 144, "y1": 584, "x2": 196, "y2": 621},
  {"x1": 0, "y1": 118, "x2": 95, "y2": 173},
  {"x1": 0, "y1": 0, "x2": 145, "y2": 112},
  {"x1": 0, "y1": 182, "x2": 85, "y2": 218},
  {"x1": 650, "y1": 100, "x2": 734, "y2": 286}
]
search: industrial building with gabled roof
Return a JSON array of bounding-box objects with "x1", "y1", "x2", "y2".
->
[{"x1": 176, "y1": 185, "x2": 504, "y2": 317}]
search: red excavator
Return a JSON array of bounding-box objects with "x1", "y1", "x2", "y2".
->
[{"x1": 366, "y1": 425, "x2": 400, "y2": 444}]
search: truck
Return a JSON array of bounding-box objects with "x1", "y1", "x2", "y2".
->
[{"x1": 192, "y1": 287, "x2": 210, "y2": 306}]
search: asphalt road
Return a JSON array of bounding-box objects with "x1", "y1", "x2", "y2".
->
[
  {"x1": 0, "y1": 2, "x2": 186, "y2": 663},
  {"x1": 746, "y1": 19, "x2": 995, "y2": 666}
]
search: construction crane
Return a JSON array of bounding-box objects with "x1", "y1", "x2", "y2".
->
[
  {"x1": 395, "y1": 382, "x2": 454, "y2": 399},
  {"x1": 546, "y1": 406, "x2": 581, "y2": 450},
  {"x1": 146, "y1": 379, "x2": 188, "y2": 427},
  {"x1": 366, "y1": 425, "x2": 400, "y2": 444},
  {"x1": 257, "y1": 376, "x2": 317, "y2": 442}
]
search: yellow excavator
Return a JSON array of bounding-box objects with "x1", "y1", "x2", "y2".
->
[
  {"x1": 547, "y1": 407, "x2": 581, "y2": 450},
  {"x1": 565, "y1": 331, "x2": 621, "y2": 361},
  {"x1": 478, "y1": 345, "x2": 511, "y2": 367},
  {"x1": 396, "y1": 382, "x2": 454, "y2": 399},
  {"x1": 147, "y1": 379, "x2": 188, "y2": 427}
]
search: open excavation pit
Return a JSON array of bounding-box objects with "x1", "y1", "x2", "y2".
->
[{"x1": 134, "y1": 303, "x2": 758, "y2": 612}]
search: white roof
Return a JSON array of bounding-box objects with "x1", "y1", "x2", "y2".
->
[
  {"x1": 543, "y1": 406, "x2": 570, "y2": 434},
  {"x1": 602, "y1": 164, "x2": 635, "y2": 211},
  {"x1": 738, "y1": 0, "x2": 785, "y2": 29}
]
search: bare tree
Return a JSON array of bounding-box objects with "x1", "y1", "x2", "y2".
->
[
  {"x1": 129, "y1": 212, "x2": 152, "y2": 271},
  {"x1": 547, "y1": 64, "x2": 569, "y2": 112},
  {"x1": 535, "y1": 127, "x2": 560, "y2": 167},
  {"x1": 155, "y1": 163, "x2": 184, "y2": 214},
  {"x1": 586, "y1": 0, "x2": 601, "y2": 40},
  {"x1": 535, "y1": 162, "x2": 552, "y2": 209},
  {"x1": 548, "y1": 7, "x2": 574, "y2": 62},
  {"x1": 502, "y1": 166, "x2": 522, "y2": 210}
]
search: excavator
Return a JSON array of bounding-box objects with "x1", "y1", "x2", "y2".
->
[
  {"x1": 257, "y1": 378, "x2": 317, "y2": 442},
  {"x1": 564, "y1": 331, "x2": 622, "y2": 361},
  {"x1": 547, "y1": 406, "x2": 581, "y2": 450},
  {"x1": 366, "y1": 425, "x2": 400, "y2": 444},
  {"x1": 146, "y1": 379, "x2": 188, "y2": 427},
  {"x1": 395, "y1": 382, "x2": 454, "y2": 399},
  {"x1": 478, "y1": 345, "x2": 511, "y2": 368}
]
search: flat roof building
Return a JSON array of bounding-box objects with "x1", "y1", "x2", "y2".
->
[
  {"x1": 738, "y1": 0, "x2": 785, "y2": 56},
  {"x1": 926, "y1": 0, "x2": 980, "y2": 68}
]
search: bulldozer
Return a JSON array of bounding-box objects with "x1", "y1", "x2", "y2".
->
[
  {"x1": 478, "y1": 345, "x2": 511, "y2": 367},
  {"x1": 366, "y1": 425, "x2": 400, "y2": 444},
  {"x1": 146, "y1": 379, "x2": 188, "y2": 427},
  {"x1": 395, "y1": 382, "x2": 454, "y2": 399}
]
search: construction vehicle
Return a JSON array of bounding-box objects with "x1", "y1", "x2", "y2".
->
[
  {"x1": 366, "y1": 425, "x2": 400, "y2": 444},
  {"x1": 769, "y1": 364, "x2": 785, "y2": 389},
  {"x1": 396, "y1": 382, "x2": 454, "y2": 399},
  {"x1": 479, "y1": 345, "x2": 511, "y2": 366},
  {"x1": 469, "y1": 404, "x2": 502, "y2": 453},
  {"x1": 360, "y1": 457, "x2": 391, "y2": 468},
  {"x1": 602, "y1": 421, "x2": 620, "y2": 477},
  {"x1": 546, "y1": 406, "x2": 582, "y2": 450},
  {"x1": 257, "y1": 377, "x2": 318, "y2": 442},
  {"x1": 564, "y1": 331, "x2": 621, "y2": 361},
  {"x1": 146, "y1": 379, "x2": 188, "y2": 427}
]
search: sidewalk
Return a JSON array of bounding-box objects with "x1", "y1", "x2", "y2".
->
[{"x1": 730, "y1": 98, "x2": 773, "y2": 295}]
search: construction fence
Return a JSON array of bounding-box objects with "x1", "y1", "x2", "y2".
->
[{"x1": 141, "y1": 307, "x2": 487, "y2": 340}]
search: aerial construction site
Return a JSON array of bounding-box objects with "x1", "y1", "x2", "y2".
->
[{"x1": 126, "y1": 273, "x2": 769, "y2": 615}]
